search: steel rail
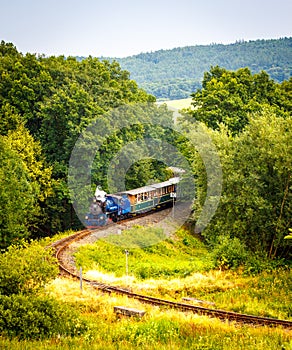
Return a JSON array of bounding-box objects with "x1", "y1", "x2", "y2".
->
[{"x1": 53, "y1": 228, "x2": 292, "y2": 329}]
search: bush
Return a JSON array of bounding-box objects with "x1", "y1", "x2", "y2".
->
[
  {"x1": 244, "y1": 253, "x2": 287, "y2": 275},
  {"x1": 0, "y1": 240, "x2": 58, "y2": 296},
  {"x1": 212, "y1": 235, "x2": 248, "y2": 269},
  {"x1": 0, "y1": 294, "x2": 88, "y2": 340}
]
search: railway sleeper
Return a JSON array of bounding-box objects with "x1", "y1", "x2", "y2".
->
[{"x1": 114, "y1": 306, "x2": 146, "y2": 318}]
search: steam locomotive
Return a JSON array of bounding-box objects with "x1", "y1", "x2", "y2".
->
[{"x1": 85, "y1": 177, "x2": 179, "y2": 228}]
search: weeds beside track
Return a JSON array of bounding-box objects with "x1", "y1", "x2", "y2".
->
[{"x1": 52, "y1": 218, "x2": 292, "y2": 329}]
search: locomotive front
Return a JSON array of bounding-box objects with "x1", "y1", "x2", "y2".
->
[
  {"x1": 85, "y1": 187, "x2": 131, "y2": 228},
  {"x1": 85, "y1": 187, "x2": 108, "y2": 228}
]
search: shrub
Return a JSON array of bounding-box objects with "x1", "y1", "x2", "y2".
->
[
  {"x1": 211, "y1": 235, "x2": 248, "y2": 269},
  {"x1": 0, "y1": 294, "x2": 88, "y2": 340},
  {"x1": 244, "y1": 253, "x2": 287, "y2": 275},
  {"x1": 0, "y1": 240, "x2": 58, "y2": 296}
]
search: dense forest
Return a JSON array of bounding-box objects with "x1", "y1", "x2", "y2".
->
[
  {"x1": 181, "y1": 66, "x2": 292, "y2": 262},
  {"x1": 100, "y1": 37, "x2": 292, "y2": 99},
  {"x1": 0, "y1": 40, "x2": 291, "y2": 263},
  {"x1": 0, "y1": 40, "x2": 159, "y2": 248},
  {"x1": 0, "y1": 39, "x2": 292, "y2": 346}
]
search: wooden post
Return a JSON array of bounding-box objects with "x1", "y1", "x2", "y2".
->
[
  {"x1": 170, "y1": 192, "x2": 176, "y2": 218},
  {"x1": 80, "y1": 267, "x2": 83, "y2": 292},
  {"x1": 125, "y1": 250, "x2": 129, "y2": 277}
]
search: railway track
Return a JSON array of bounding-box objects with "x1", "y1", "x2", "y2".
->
[{"x1": 52, "y1": 225, "x2": 292, "y2": 329}]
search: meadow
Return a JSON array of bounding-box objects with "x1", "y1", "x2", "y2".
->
[
  {"x1": 74, "y1": 226, "x2": 214, "y2": 280},
  {"x1": 75, "y1": 226, "x2": 292, "y2": 321},
  {"x1": 1, "y1": 227, "x2": 291, "y2": 349},
  {"x1": 160, "y1": 97, "x2": 193, "y2": 110},
  {"x1": 1, "y1": 275, "x2": 291, "y2": 350}
]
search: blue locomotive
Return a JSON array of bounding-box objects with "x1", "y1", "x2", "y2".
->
[
  {"x1": 85, "y1": 187, "x2": 131, "y2": 228},
  {"x1": 85, "y1": 177, "x2": 179, "y2": 228}
]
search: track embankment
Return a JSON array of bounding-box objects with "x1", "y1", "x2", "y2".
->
[{"x1": 52, "y1": 209, "x2": 292, "y2": 329}]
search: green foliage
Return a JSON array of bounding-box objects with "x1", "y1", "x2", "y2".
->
[
  {"x1": 0, "y1": 125, "x2": 54, "y2": 246},
  {"x1": 0, "y1": 239, "x2": 88, "y2": 340},
  {"x1": 75, "y1": 227, "x2": 214, "y2": 279},
  {"x1": 0, "y1": 41, "x2": 156, "y2": 239},
  {"x1": 284, "y1": 228, "x2": 292, "y2": 240},
  {"x1": 0, "y1": 103, "x2": 22, "y2": 135},
  {"x1": 185, "y1": 109, "x2": 292, "y2": 259},
  {"x1": 0, "y1": 138, "x2": 34, "y2": 246},
  {"x1": 211, "y1": 235, "x2": 248, "y2": 270},
  {"x1": 0, "y1": 241, "x2": 58, "y2": 296},
  {"x1": 125, "y1": 159, "x2": 172, "y2": 190},
  {"x1": 211, "y1": 236, "x2": 285, "y2": 274},
  {"x1": 111, "y1": 37, "x2": 292, "y2": 99},
  {"x1": 186, "y1": 66, "x2": 290, "y2": 134},
  {"x1": 89, "y1": 104, "x2": 175, "y2": 193},
  {"x1": 0, "y1": 294, "x2": 87, "y2": 340}
]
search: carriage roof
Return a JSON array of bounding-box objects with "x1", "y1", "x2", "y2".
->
[
  {"x1": 118, "y1": 177, "x2": 180, "y2": 196},
  {"x1": 119, "y1": 185, "x2": 156, "y2": 196},
  {"x1": 150, "y1": 177, "x2": 180, "y2": 189}
]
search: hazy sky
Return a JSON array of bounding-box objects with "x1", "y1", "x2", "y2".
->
[{"x1": 1, "y1": 0, "x2": 291, "y2": 57}]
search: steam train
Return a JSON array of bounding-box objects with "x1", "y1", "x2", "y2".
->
[{"x1": 85, "y1": 177, "x2": 179, "y2": 228}]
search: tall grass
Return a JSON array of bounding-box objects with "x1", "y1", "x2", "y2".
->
[
  {"x1": 74, "y1": 226, "x2": 214, "y2": 280},
  {"x1": 73, "y1": 226, "x2": 292, "y2": 321},
  {"x1": 1, "y1": 278, "x2": 291, "y2": 350},
  {"x1": 1, "y1": 227, "x2": 291, "y2": 349}
]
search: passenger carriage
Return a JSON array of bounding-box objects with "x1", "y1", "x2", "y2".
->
[
  {"x1": 85, "y1": 177, "x2": 180, "y2": 228},
  {"x1": 117, "y1": 177, "x2": 180, "y2": 214}
]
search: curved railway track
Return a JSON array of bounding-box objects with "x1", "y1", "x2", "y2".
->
[{"x1": 52, "y1": 227, "x2": 292, "y2": 329}]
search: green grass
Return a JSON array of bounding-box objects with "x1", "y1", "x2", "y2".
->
[
  {"x1": 161, "y1": 98, "x2": 193, "y2": 110},
  {"x1": 207, "y1": 269, "x2": 292, "y2": 319},
  {"x1": 151, "y1": 269, "x2": 292, "y2": 320},
  {"x1": 74, "y1": 226, "x2": 292, "y2": 322},
  {"x1": 1, "y1": 227, "x2": 291, "y2": 349},
  {"x1": 74, "y1": 226, "x2": 214, "y2": 280},
  {"x1": 1, "y1": 277, "x2": 291, "y2": 350}
]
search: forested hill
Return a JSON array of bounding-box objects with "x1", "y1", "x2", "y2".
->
[{"x1": 98, "y1": 37, "x2": 292, "y2": 100}]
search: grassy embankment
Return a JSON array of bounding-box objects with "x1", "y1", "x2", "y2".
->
[
  {"x1": 1, "y1": 226, "x2": 291, "y2": 349},
  {"x1": 1, "y1": 275, "x2": 291, "y2": 350},
  {"x1": 74, "y1": 226, "x2": 292, "y2": 320}
]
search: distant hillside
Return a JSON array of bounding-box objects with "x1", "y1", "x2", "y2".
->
[{"x1": 100, "y1": 38, "x2": 292, "y2": 100}]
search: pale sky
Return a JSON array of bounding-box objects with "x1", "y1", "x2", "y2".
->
[{"x1": 1, "y1": 0, "x2": 291, "y2": 57}]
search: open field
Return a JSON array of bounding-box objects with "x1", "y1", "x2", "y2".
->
[{"x1": 158, "y1": 98, "x2": 193, "y2": 110}]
